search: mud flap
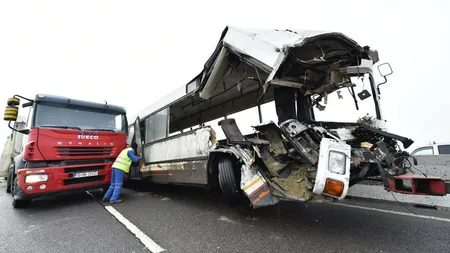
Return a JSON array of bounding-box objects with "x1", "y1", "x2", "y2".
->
[{"x1": 240, "y1": 164, "x2": 279, "y2": 208}]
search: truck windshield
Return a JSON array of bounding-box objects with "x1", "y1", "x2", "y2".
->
[
  {"x1": 313, "y1": 75, "x2": 377, "y2": 123},
  {"x1": 33, "y1": 103, "x2": 127, "y2": 132}
]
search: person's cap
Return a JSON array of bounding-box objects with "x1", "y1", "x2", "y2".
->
[{"x1": 131, "y1": 142, "x2": 138, "y2": 150}]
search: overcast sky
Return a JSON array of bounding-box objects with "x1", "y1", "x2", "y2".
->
[{"x1": 1, "y1": 0, "x2": 449, "y2": 155}]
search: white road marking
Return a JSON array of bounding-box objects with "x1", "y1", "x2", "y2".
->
[
  {"x1": 104, "y1": 205, "x2": 165, "y2": 253},
  {"x1": 335, "y1": 203, "x2": 450, "y2": 223},
  {"x1": 86, "y1": 191, "x2": 165, "y2": 253}
]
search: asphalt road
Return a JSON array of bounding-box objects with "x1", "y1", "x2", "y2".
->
[{"x1": 0, "y1": 181, "x2": 449, "y2": 253}]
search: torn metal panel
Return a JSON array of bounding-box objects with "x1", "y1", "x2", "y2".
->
[
  {"x1": 214, "y1": 144, "x2": 280, "y2": 208},
  {"x1": 279, "y1": 119, "x2": 320, "y2": 165},
  {"x1": 253, "y1": 121, "x2": 287, "y2": 157},
  {"x1": 200, "y1": 47, "x2": 231, "y2": 100},
  {"x1": 200, "y1": 26, "x2": 371, "y2": 100},
  {"x1": 220, "y1": 27, "x2": 363, "y2": 77},
  {"x1": 333, "y1": 128, "x2": 357, "y2": 142},
  {"x1": 240, "y1": 163, "x2": 280, "y2": 208},
  {"x1": 143, "y1": 127, "x2": 214, "y2": 162}
]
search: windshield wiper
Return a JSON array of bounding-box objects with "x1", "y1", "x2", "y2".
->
[
  {"x1": 84, "y1": 128, "x2": 116, "y2": 133},
  {"x1": 40, "y1": 125, "x2": 82, "y2": 130}
]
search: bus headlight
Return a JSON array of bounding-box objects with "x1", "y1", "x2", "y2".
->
[
  {"x1": 328, "y1": 151, "x2": 346, "y2": 175},
  {"x1": 25, "y1": 174, "x2": 49, "y2": 183}
]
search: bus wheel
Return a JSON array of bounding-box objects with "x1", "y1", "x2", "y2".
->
[{"x1": 218, "y1": 157, "x2": 241, "y2": 202}]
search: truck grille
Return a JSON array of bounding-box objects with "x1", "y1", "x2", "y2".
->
[{"x1": 57, "y1": 147, "x2": 114, "y2": 157}]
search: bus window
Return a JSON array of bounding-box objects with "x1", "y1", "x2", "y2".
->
[
  {"x1": 203, "y1": 117, "x2": 226, "y2": 140},
  {"x1": 227, "y1": 106, "x2": 260, "y2": 136},
  {"x1": 144, "y1": 108, "x2": 168, "y2": 143},
  {"x1": 260, "y1": 101, "x2": 278, "y2": 123},
  {"x1": 313, "y1": 76, "x2": 376, "y2": 123}
]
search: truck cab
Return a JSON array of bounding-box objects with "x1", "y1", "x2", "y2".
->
[{"x1": 3, "y1": 94, "x2": 128, "y2": 208}]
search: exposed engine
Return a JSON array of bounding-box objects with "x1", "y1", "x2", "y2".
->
[{"x1": 249, "y1": 119, "x2": 416, "y2": 202}]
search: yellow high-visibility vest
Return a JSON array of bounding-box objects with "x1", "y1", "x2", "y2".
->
[{"x1": 112, "y1": 147, "x2": 134, "y2": 173}]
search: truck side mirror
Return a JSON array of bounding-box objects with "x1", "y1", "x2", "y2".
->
[
  {"x1": 4, "y1": 97, "x2": 20, "y2": 121},
  {"x1": 378, "y1": 62, "x2": 393, "y2": 77}
]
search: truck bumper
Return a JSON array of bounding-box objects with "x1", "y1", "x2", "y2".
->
[
  {"x1": 15, "y1": 163, "x2": 112, "y2": 200},
  {"x1": 15, "y1": 182, "x2": 110, "y2": 200}
]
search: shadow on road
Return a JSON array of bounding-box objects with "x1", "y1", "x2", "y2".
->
[
  {"x1": 26, "y1": 192, "x2": 96, "y2": 210},
  {"x1": 120, "y1": 181, "x2": 450, "y2": 253},
  {"x1": 122, "y1": 180, "x2": 325, "y2": 222},
  {"x1": 0, "y1": 187, "x2": 104, "y2": 213}
]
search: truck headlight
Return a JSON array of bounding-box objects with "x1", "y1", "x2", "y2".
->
[
  {"x1": 328, "y1": 151, "x2": 346, "y2": 175},
  {"x1": 25, "y1": 174, "x2": 48, "y2": 183}
]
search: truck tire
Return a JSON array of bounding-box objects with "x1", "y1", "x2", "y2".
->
[
  {"x1": 11, "y1": 177, "x2": 31, "y2": 209},
  {"x1": 217, "y1": 157, "x2": 241, "y2": 202},
  {"x1": 6, "y1": 167, "x2": 13, "y2": 194},
  {"x1": 12, "y1": 197, "x2": 31, "y2": 209}
]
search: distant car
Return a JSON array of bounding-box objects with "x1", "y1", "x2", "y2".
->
[{"x1": 410, "y1": 143, "x2": 450, "y2": 156}]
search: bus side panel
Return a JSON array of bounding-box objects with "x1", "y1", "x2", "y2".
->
[
  {"x1": 141, "y1": 160, "x2": 209, "y2": 185},
  {"x1": 142, "y1": 127, "x2": 213, "y2": 185}
]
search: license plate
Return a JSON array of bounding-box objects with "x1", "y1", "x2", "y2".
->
[{"x1": 74, "y1": 171, "x2": 99, "y2": 178}]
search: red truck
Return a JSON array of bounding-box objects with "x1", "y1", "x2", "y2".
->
[{"x1": 3, "y1": 94, "x2": 128, "y2": 208}]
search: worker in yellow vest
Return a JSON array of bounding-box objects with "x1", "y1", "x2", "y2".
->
[{"x1": 103, "y1": 142, "x2": 142, "y2": 204}]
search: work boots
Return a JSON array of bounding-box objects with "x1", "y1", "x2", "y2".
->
[{"x1": 109, "y1": 199, "x2": 123, "y2": 204}]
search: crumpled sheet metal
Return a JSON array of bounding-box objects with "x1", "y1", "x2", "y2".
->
[{"x1": 240, "y1": 164, "x2": 280, "y2": 208}]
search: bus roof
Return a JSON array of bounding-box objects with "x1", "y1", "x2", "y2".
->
[{"x1": 130, "y1": 26, "x2": 377, "y2": 132}]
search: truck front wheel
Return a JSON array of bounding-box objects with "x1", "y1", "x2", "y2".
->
[
  {"x1": 6, "y1": 170, "x2": 12, "y2": 194},
  {"x1": 12, "y1": 197, "x2": 31, "y2": 208},
  {"x1": 11, "y1": 177, "x2": 31, "y2": 208}
]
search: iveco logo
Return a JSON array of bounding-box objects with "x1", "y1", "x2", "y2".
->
[
  {"x1": 78, "y1": 135, "x2": 99, "y2": 140},
  {"x1": 78, "y1": 131, "x2": 99, "y2": 140}
]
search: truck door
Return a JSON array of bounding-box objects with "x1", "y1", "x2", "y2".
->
[{"x1": 130, "y1": 117, "x2": 145, "y2": 180}]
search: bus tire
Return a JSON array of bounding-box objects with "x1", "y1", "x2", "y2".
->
[{"x1": 218, "y1": 157, "x2": 241, "y2": 202}]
